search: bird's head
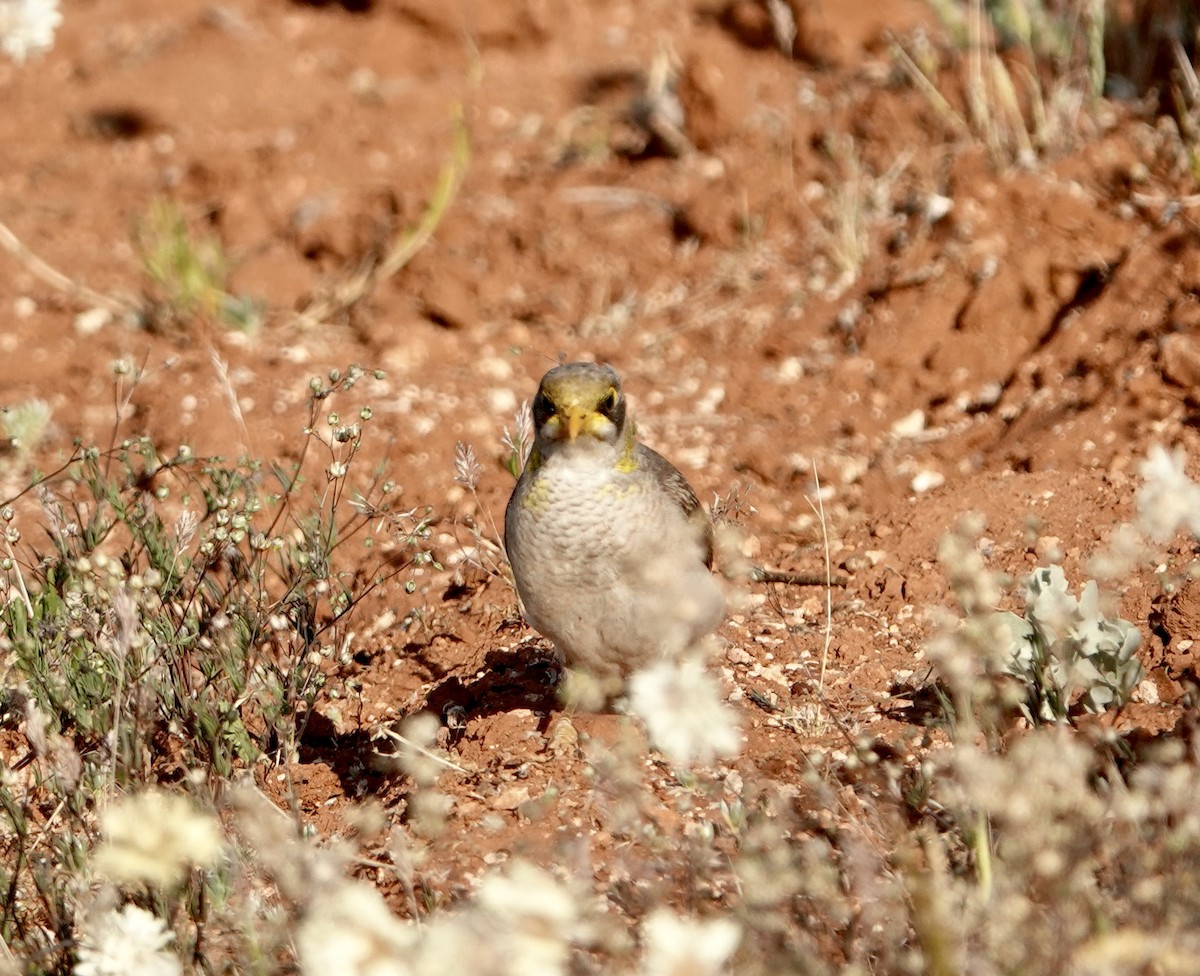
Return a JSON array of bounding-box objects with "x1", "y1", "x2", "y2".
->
[{"x1": 529, "y1": 362, "x2": 631, "y2": 460}]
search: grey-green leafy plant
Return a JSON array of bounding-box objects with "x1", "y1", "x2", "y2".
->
[{"x1": 997, "y1": 565, "x2": 1143, "y2": 722}]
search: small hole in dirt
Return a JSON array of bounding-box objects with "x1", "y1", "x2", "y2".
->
[
  {"x1": 442, "y1": 580, "x2": 471, "y2": 601},
  {"x1": 78, "y1": 107, "x2": 155, "y2": 141},
  {"x1": 712, "y1": 2, "x2": 778, "y2": 51},
  {"x1": 424, "y1": 308, "x2": 457, "y2": 330},
  {"x1": 576, "y1": 68, "x2": 641, "y2": 104},
  {"x1": 1070, "y1": 267, "x2": 1109, "y2": 309},
  {"x1": 670, "y1": 207, "x2": 701, "y2": 243},
  {"x1": 1162, "y1": 232, "x2": 1190, "y2": 256}
]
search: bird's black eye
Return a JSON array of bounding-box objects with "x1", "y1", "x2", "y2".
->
[
  {"x1": 598, "y1": 387, "x2": 624, "y2": 426},
  {"x1": 532, "y1": 391, "x2": 555, "y2": 427}
]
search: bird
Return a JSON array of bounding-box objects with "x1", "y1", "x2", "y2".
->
[{"x1": 504, "y1": 362, "x2": 725, "y2": 703}]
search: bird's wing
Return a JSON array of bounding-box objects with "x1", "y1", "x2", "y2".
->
[{"x1": 634, "y1": 443, "x2": 715, "y2": 568}]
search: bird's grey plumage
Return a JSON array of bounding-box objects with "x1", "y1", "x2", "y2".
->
[
  {"x1": 632, "y1": 443, "x2": 713, "y2": 567},
  {"x1": 504, "y1": 362, "x2": 724, "y2": 698}
]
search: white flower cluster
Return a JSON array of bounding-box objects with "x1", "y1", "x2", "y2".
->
[
  {"x1": 0, "y1": 0, "x2": 60, "y2": 62},
  {"x1": 74, "y1": 905, "x2": 181, "y2": 976},
  {"x1": 297, "y1": 882, "x2": 416, "y2": 976},
  {"x1": 628, "y1": 656, "x2": 742, "y2": 766},
  {"x1": 296, "y1": 861, "x2": 742, "y2": 976},
  {"x1": 1136, "y1": 445, "x2": 1200, "y2": 542},
  {"x1": 641, "y1": 909, "x2": 742, "y2": 976},
  {"x1": 93, "y1": 790, "x2": 224, "y2": 888},
  {"x1": 298, "y1": 860, "x2": 586, "y2": 976}
]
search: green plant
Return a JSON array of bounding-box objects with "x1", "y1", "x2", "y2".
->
[
  {"x1": 1, "y1": 366, "x2": 428, "y2": 778},
  {"x1": 500, "y1": 401, "x2": 533, "y2": 480},
  {"x1": 134, "y1": 198, "x2": 261, "y2": 332},
  {"x1": 0, "y1": 365, "x2": 437, "y2": 970}
]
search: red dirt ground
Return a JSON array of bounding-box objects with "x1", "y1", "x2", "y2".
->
[{"x1": 4, "y1": 0, "x2": 1200, "y2": 932}]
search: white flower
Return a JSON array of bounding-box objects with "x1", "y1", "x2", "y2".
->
[
  {"x1": 640, "y1": 909, "x2": 741, "y2": 976},
  {"x1": 296, "y1": 881, "x2": 417, "y2": 976},
  {"x1": 75, "y1": 905, "x2": 181, "y2": 976},
  {"x1": 415, "y1": 861, "x2": 583, "y2": 976},
  {"x1": 395, "y1": 711, "x2": 443, "y2": 786},
  {"x1": 298, "y1": 862, "x2": 583, "y2": 976},
  {"x1": 474, "y1": 862, "x2": 580, "y2": 976},
  {"x1": 93, "y1": 790, "x2": 223, "y2": 888},
  {"x1": 0, "y1": 0, "x2": 60, "y2": 62},
  {"x1": 628, "y1": 657, "x2": 741, "y2": 766},
  {"x1": 1136, "y1": 445, "x2": 1200, "y2": 541},
  {"x1": 475, "y1": 860, "x2": 578, "y2": 929}
]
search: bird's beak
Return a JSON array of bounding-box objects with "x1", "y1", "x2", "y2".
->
[{"x1": 564, "y1": 410, "x2": 586, "y2": 441}]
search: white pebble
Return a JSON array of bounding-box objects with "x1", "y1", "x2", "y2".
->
[
  {"x1": 890, "y1": 409, "x2": 926, "y2": 438},
  {"x1": 911, "y1": 469, "x2": 945, "y2": 493},
  {"x1": 74, "y1": 307, "x2": 112, "y2": 335}
]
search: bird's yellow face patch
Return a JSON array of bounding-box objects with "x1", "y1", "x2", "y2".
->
[{"x1": 535, "y1": 376, "x2": 623, "y2": 445}]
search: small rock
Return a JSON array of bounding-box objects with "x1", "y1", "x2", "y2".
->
[
  {"x1": 1034, "y1": 536, "x2": 1062, "y2": 561},
  {"x1": 419, "y1": 280, "x2": 474, "y2": 330},
  {"x1": 726, "y1": 646, "x2": 754, "y2": 666},
  {"x1": 840, "y1": 551, "x2": 873, "y2": 574},
  {"x1": 923, "y1": 193, "x2": 953, "y2": 223},
  {"x1": 677, "y1": 57, "x2": 732, "y2": 152},
  {"x1": 491, "y1": 785, "x2": 532, "y2": 811},
  {"x1": 911, "y1": 469, "x2": 945, "y2": 493},
  {"x1": 890, "y1": 408, "x2": 926, "y2": 438},
  {"x1": 955, "y1": 381, "x2": 1003, "y2": 412},
  {"x1": 836, "y1": 300, "x2": 863, "y2": 333},
  {"x1": 1132, "y1": 678, "x2": 1160, "y2": 705},
  {"x1": 74, "y1": 307, "x2": 112, "y2": 335},
  {"x1": 1160, "y1": 333, "x2": 1200, "y2": 388}
]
